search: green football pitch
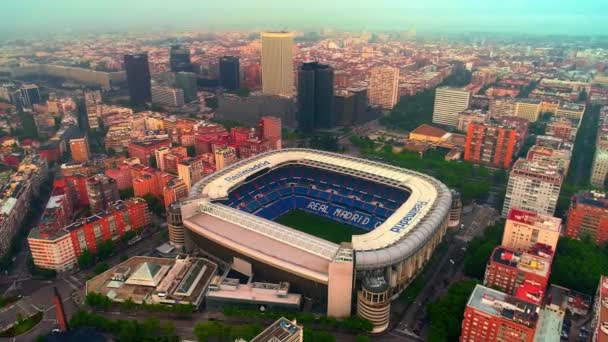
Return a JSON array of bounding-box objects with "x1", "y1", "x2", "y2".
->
[{"x1": 274, "y1": 209, "x2": 364, "y2": 244}]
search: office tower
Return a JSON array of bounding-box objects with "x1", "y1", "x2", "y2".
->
[
  {"x1": 151, "y1": 86, "x2": 185, "y2": 107},
  {"x1": 261, "y1": 31, "x2": 294, "y2": 97},
  {"x1": 334, "y1": 90, "x2": 355, "y2": 126},
  {"x1": 258, "y1": 116, "x2": 282, "y2": 149},
  {"x1": 85, "y1": 174, "x2": 119, "y2": 213},
  {"x1": 297, "y1": 62, "x2": 334, "y2": 132},
  {"x1": 174, "y1": 72, "x2": 197, "y2": 103},
  {"x1": 502, "y1": 159, "x2": 564, "y2": 217},
  {"x1": 591, "y1": 276, "x2": 608, "y2": 342},
  {"x1": 432, "y1": 87, "x2": 471, "y2": 127},
  {"x1": 177, "y1": 157, "x2": 204, "y2": 191},
  {"x1": 214, "y1": 146, "x2": 237, "y2": 171},
  {"x1": 169, "y1": 45, "x2": 193, "y2": 73},
  {"x1": 502, "y1": 208, "x2": 561, "y2": 253},
  {"x1": 18, "y1": 84, "x2": 41, "y2": 108},
  {"x1": 464, "y1": 118, "x2": 528, "y2": 169},
  {"x1": 69, "y1": 135, "x2": 91, "y2": 162},
  {"x1": 591, "y1": 107, "x2": 608, "y2": 188},
  {"x1": 350, "y1": 87, "x2": 369, "y2": 124},
  {"x1": 219, "y1": 56, "x2": 240, "y2": 91},
  {"x1": 460, "y1": 285, "x2": 539, "y2": 342},
  {"x1": 84, "y1": 89, "x2": 102, "y2": 129},
  {"x1": 484, "y1": 246, "x2": 552, "y2": 305},
  {"x1": 124, "y1": 53, "x2": 152, "y2": 106},
  {"x1": 514, "y1": 99, "x2": 542, "y2": 122},
  {"x1": 368, "y1": 66, "x2": 399, "y2": 110},
  {"x1": 565, "y1": 191, "x2": 608, "y2": 245}
]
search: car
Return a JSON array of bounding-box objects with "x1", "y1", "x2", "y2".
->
[
  {"x1": 52, "y1": 328, "x2": 61, "y2": 333},
  {"x1": 449, "y1": 259, "x2": 455, "y2": 264}
]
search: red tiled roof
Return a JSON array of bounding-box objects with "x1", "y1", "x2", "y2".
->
[{"x1": 411, "y1": 124, "x2": 448, "y2": 138}]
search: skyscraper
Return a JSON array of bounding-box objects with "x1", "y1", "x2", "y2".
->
[
  {"x1": 219, "y1": 56, "x2": 240, "y2": 91},
  {"x1": 368, "y1": 66, "x2": 399, "y2": 110},
  {"x1": 297, "y1": 62, "x2": 334, "y2": 132},
  {"x1": 261, "y1": 31, "x2": 294, "y2": 97},
  {"x1": 169, "y1": 45, "x2": 193, "y2": 73},
  {"x1": 432, "y1": 87, "x2": 471, "y2": 127},
  {"x1": 174, "y1": 72, "x2": 198, "y2": 103},
  {"x1": 124, "y1": 53, "x2": 151, "y2": 106}
]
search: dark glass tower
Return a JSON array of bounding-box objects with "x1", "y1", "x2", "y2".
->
[
  {"x1": 124, "y1": 53, "x2": 151, "y2": 106},
  {"x1": 297, "y1": 62, "x2": 334, "y2": 132},
  {"x1": 219, "y1": 56, "x2": 240, "y2": 91},
  {"x1": 170, "y1": 45, "x2": 193, "y2": 73}
]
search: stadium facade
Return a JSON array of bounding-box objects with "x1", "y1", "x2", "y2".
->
[{"x1": 179, "y1": 149, "x2": 452, "y2": 332}]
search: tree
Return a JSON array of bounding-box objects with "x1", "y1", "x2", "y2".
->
[
  {"x1": 96, "y1": 240, "x2": 115, "y2": 260},
  {"x1": 149, "y1": 156, "x2": 158, "y2": 169},
  {"x1": 119, "y1": 188, "x2": 135, "y2": 200},
  {"x1": 77, "y1": 249, "x2": 94, "y2": 269},
  {"x1": 194, "y1": 321, "x2": 224, "y2": 342},
  {"x1": 463, "y1": 222, "x2": 504, "y2": 279},
  {"x1": 551, "y1": 237, "x2": 608, "y2": 294},
  {"x1": 143, "y1": 194, "x2": 165, "y2": 215},
  {"x1": 17, "y1": 112, "x2": 38, "y2": 139},
  {"x1": 309, "y1": 135, "x2": 340, "y2": 152},
  {"x1": 427, "y1": 280, "x2": 479, "y2": 341}
]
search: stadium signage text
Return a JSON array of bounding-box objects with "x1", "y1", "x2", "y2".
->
[
  {"x1": 224, "y1": 161, "x2": 271, "y2": 182},
  {"x1": 306, "y1": 201, "x2": 372, "y2": 225},
  {"x1": 390, "y1": 201, "x2": 428, "y2": 233}
]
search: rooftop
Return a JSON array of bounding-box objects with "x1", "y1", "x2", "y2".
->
[
  {"x1": 410, "y1": 124, "x2": 448, "y2": 138},
  {"x1": 491, "y1": 246, "x2": 551, "y2": 278},
  {"x1": 467, "y1": 285, "x2": 539, "y2": 329},
  {"x1": 250, "y1": 318, "x2": 302, "y2": 342},
  {"x1": 507, "y1": 208, "x2": 562, "y2": 232},
  {"x1": 573, "y1": 191, "x2": 608, "y2": 209}
]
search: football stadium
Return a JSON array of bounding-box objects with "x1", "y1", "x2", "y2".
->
[{"x1": 180, "y1": 149, "x2": 452, "y2": 332}]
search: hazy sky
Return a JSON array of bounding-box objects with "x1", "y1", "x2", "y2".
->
[{"x1": 1, "y1": 0, "x2": 607, "y2": 36}]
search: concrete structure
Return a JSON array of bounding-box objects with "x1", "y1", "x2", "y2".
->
[
  {"x1": 526, "y1": 144, "x2": 572, "y2": 177},
  {"x1": 249, "y1": 317, "x2": 303, "y2": 342},
  {"x1": 502, "y1": 159, "x2": 564, "y2": 217},
  {"x1": 69, "y1": 136, "x2": 91, "y2": 162},
  {"x1": 11, "y1": 64, "x2": 125, "y2": 90},
  {"x1": 555, "y1": 102, "x2": 586, "y2": 120},
  {"x1": 449, "y1": 190, "x2": 462, "y2": 228},
  {"x1": 489, "y1": 97, "x2": 515, "y2": 117},
  {"x1": 217, "y1": 92, "x2": 297, "y2": 128},
  {"x1": 183, "y1": 149, "x2": 452, "y2": 330},
  {"x1": 592, "y1": 107, "x2": 608, "y2": 188},
  {"x1": 258, "y1": 116, "x2": 282, "y2": 150},
  {"x1": 591, "y1": 276, "x2": 608, "y2": 342},
  {"x1": 514, "y1": 99, "x2": 542, "y2": 122},
  {"x1": 177, "y1": 157, "x2": 205, "y2": 191},
  {"x1": 169, "y1": 45, "x2": 193, "y2": 73},
  {"x1": 502, "y1": 208, "x2": 561, "y2": 253},
  {"x1": 86, "y1": 174, "x2": 119, "y2": 213},
  {"x1": 565, "y1": 191, "x2": 608, "y2": 245},
  {"x1": 86, "y1": 255, "x2": 217, "y2": 307},
  {"x1": 28, "y1": 199, "x2": 149, "y2": 270},
  {"x1": 167, "y1": 202, "x2": 186, "y2": 248},
  {"x1": 213, "y1": 146, "x2": 237, "y2": 171},
  {"x1": 357, "y1": 276, "x2": 391, "y2": 333},
  {"x1": 432, "y1": 87, "x2": 470, "y2": 127},
  {"x1": 261, "y1": 32, "x2": 294, "y2": 97},
  {"x1": 151, "y1": 86, "x2": 184, "y2": 107},
  {"x1": 368, "y1": 66, "x2": 399, "y2": 110},
  {"x1": 460, "y1": 285, "x2": 539, "y2": 342},
  {"x1": 128, "y1": 139, "x2": 171, "y2": 167}
]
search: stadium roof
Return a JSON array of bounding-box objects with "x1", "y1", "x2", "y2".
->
[{"x1": 186, "y1": 149, "x2": 451, "y2": 271}]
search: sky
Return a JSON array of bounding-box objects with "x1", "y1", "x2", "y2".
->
[{"x1": 1, "y1": 0, "x2": 607, "y2": 37}]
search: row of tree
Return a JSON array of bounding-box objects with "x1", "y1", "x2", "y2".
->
[
  {"x1": 427, "y1": 280, "x2": 479, "y2": 342},
  {"x1": 85, "y1": 292, "x2": 195, "y2": 316}
]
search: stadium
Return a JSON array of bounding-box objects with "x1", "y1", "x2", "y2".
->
[{"x1": 180, "y1": 149, "x2": 452, "y2": 332}]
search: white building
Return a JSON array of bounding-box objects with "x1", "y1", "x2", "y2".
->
[
  {"x1": 368, "y1": 66, "x2": 399, "y2": 110},
  {"x1": 432, "y1": 87, "x2": 470, "y2": 127},
  {"x1": 151, "y1": 86, "x2": 185, "y2": 107}
]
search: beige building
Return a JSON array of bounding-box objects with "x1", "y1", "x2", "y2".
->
[
  {"x1": 514, "y1": 99, "x2": 542, "y2": 122},
  {"x1": 177, "y1": 157, "x2": 204, "y2": 191},
  {"x1": 432, "y1": 87, "x2": 470, "y2": 127},
  {"x1": 261, "y1": 32, "x2": 294, "y2": 97},
  {"x1": 591, "y1": 108, "x2": 608, "y2": 188},
  {"x1": 555, "y1": 102, "x2": 586, "y2": 121},
  {"x1": 69, "y1": 136, "x2": 91, "y2": 162},
  {"x1": 502, "y1": 158, "x2": 564, "y2": 217},
  {"x1": 214, "y1": 146, "x2": 237, "y2": 171},
  {"x1": 368, "y1": 66, "x2": 399, "y2": 110},
  {"x1": 502, "y1": 208, "x2": 561, "y2": 253}
]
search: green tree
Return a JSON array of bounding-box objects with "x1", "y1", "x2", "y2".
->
[
  {"x1": 119, "y1": 188, "x2": 135, "y2": 200},
  {"x1": 143, "y1": 194, "x2": 165, "y2": 215},
  {"x1": 194, "y1": 321, "x2": 224, "y2": 342},
  {"x1": 551, "y1": 237, "x2": 608, "y2": 294},
  {"x1": 77, "y1": 249, "x2": 94, "y2": 269},
  {"x1": 463, "y1": 222, "x2": 504, "y2": 279},
  {"x1": 427, "y1": 280, "x2": 479, "y2": 342},
  {"x1": 149, "y1": 156, "x2": 158, "y2": 169},
  {"x1": 93, "y1": 262, "x2": 109, "y2": 275},
  {"x1": 96, "y1": 240, "x2": 115, "y2": 260}
]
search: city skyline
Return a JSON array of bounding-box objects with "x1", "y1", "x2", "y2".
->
[{"x1": 1, "y1": 0, "x2": 607, "y2": 38}]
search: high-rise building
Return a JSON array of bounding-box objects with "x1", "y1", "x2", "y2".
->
[
  {"x1": 460, "y1": 285, "x2": 539, "y2": 342},
  {"x1": 219, "y1": 56, "x2": 240, "y2": 91},
  {"x1": 261, "y1": 31, "x2": 294, "y2": 97},
  {"x1": 565, "y1": 191, "x2": 608, "y2": 245},
  {"x1": 514, "y1": 99, "x2": 542, "y2": 122},
  {"x1": 151, "y1": 86, "x2": 185, "y2": 107},
  {"x1": 591, "y1": 107, "x2": 608, "y2": 188},
  {"x1": 502, "y1": 208, "x2": 562, "y2": 253},
  {"x1": 18, "y1": 84, "x2": 41, "y2": 108},
  {"x1": 526, "y1": 144, "x2": 572, "y2": 176},
  {"x1": 297, "y1": 62, "x2": 334, "y2": 132},
  {"x1": 502, "y1": 159, "x2": 564, "y2": 217},
  {"x1": 368, "y1": 66, "x2": 399, "y2": 110},
  {"x1": 169, "y1": 45, "x2": 193, "y2": 73},
  {"x1": 124, "y1": 53, "x2": 152, "y2": 106},
  {"x1": 484, "y1": 245, "x2": 552, "y2": 305},
  {"x1": 84, "y1": 89, "x2": 102, "y2": 129},
  {"x1": 177, "y1": 157, "x2": 204, "y2": 191},
  {"x1": 464, "y1": 118, "x2": 528, "y2": 169},
  {"x1": 334, "y1": 90, "x2": 355, "y2": 126},
  {"x1": 85, "y1": 174, "x2": 120, "y2": 213},
  {"x1": 258, "y1": 116, "x2": 282, "y2": 149},
  {"x1": 591, "y1": 276, "x2": 608, "y2": 342},
  {"x1": 69, "y1": 135, "x2": 91, "y2": 162},
  {"x1": 214, "y1": 146, "x2": 237, "y2": 171},
  {"x1": 174, "y1": 72, "x2": 197, "y2": 103},
  {"x1": 432, "y1": 87, "x2": 471, "y2": 127}
]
